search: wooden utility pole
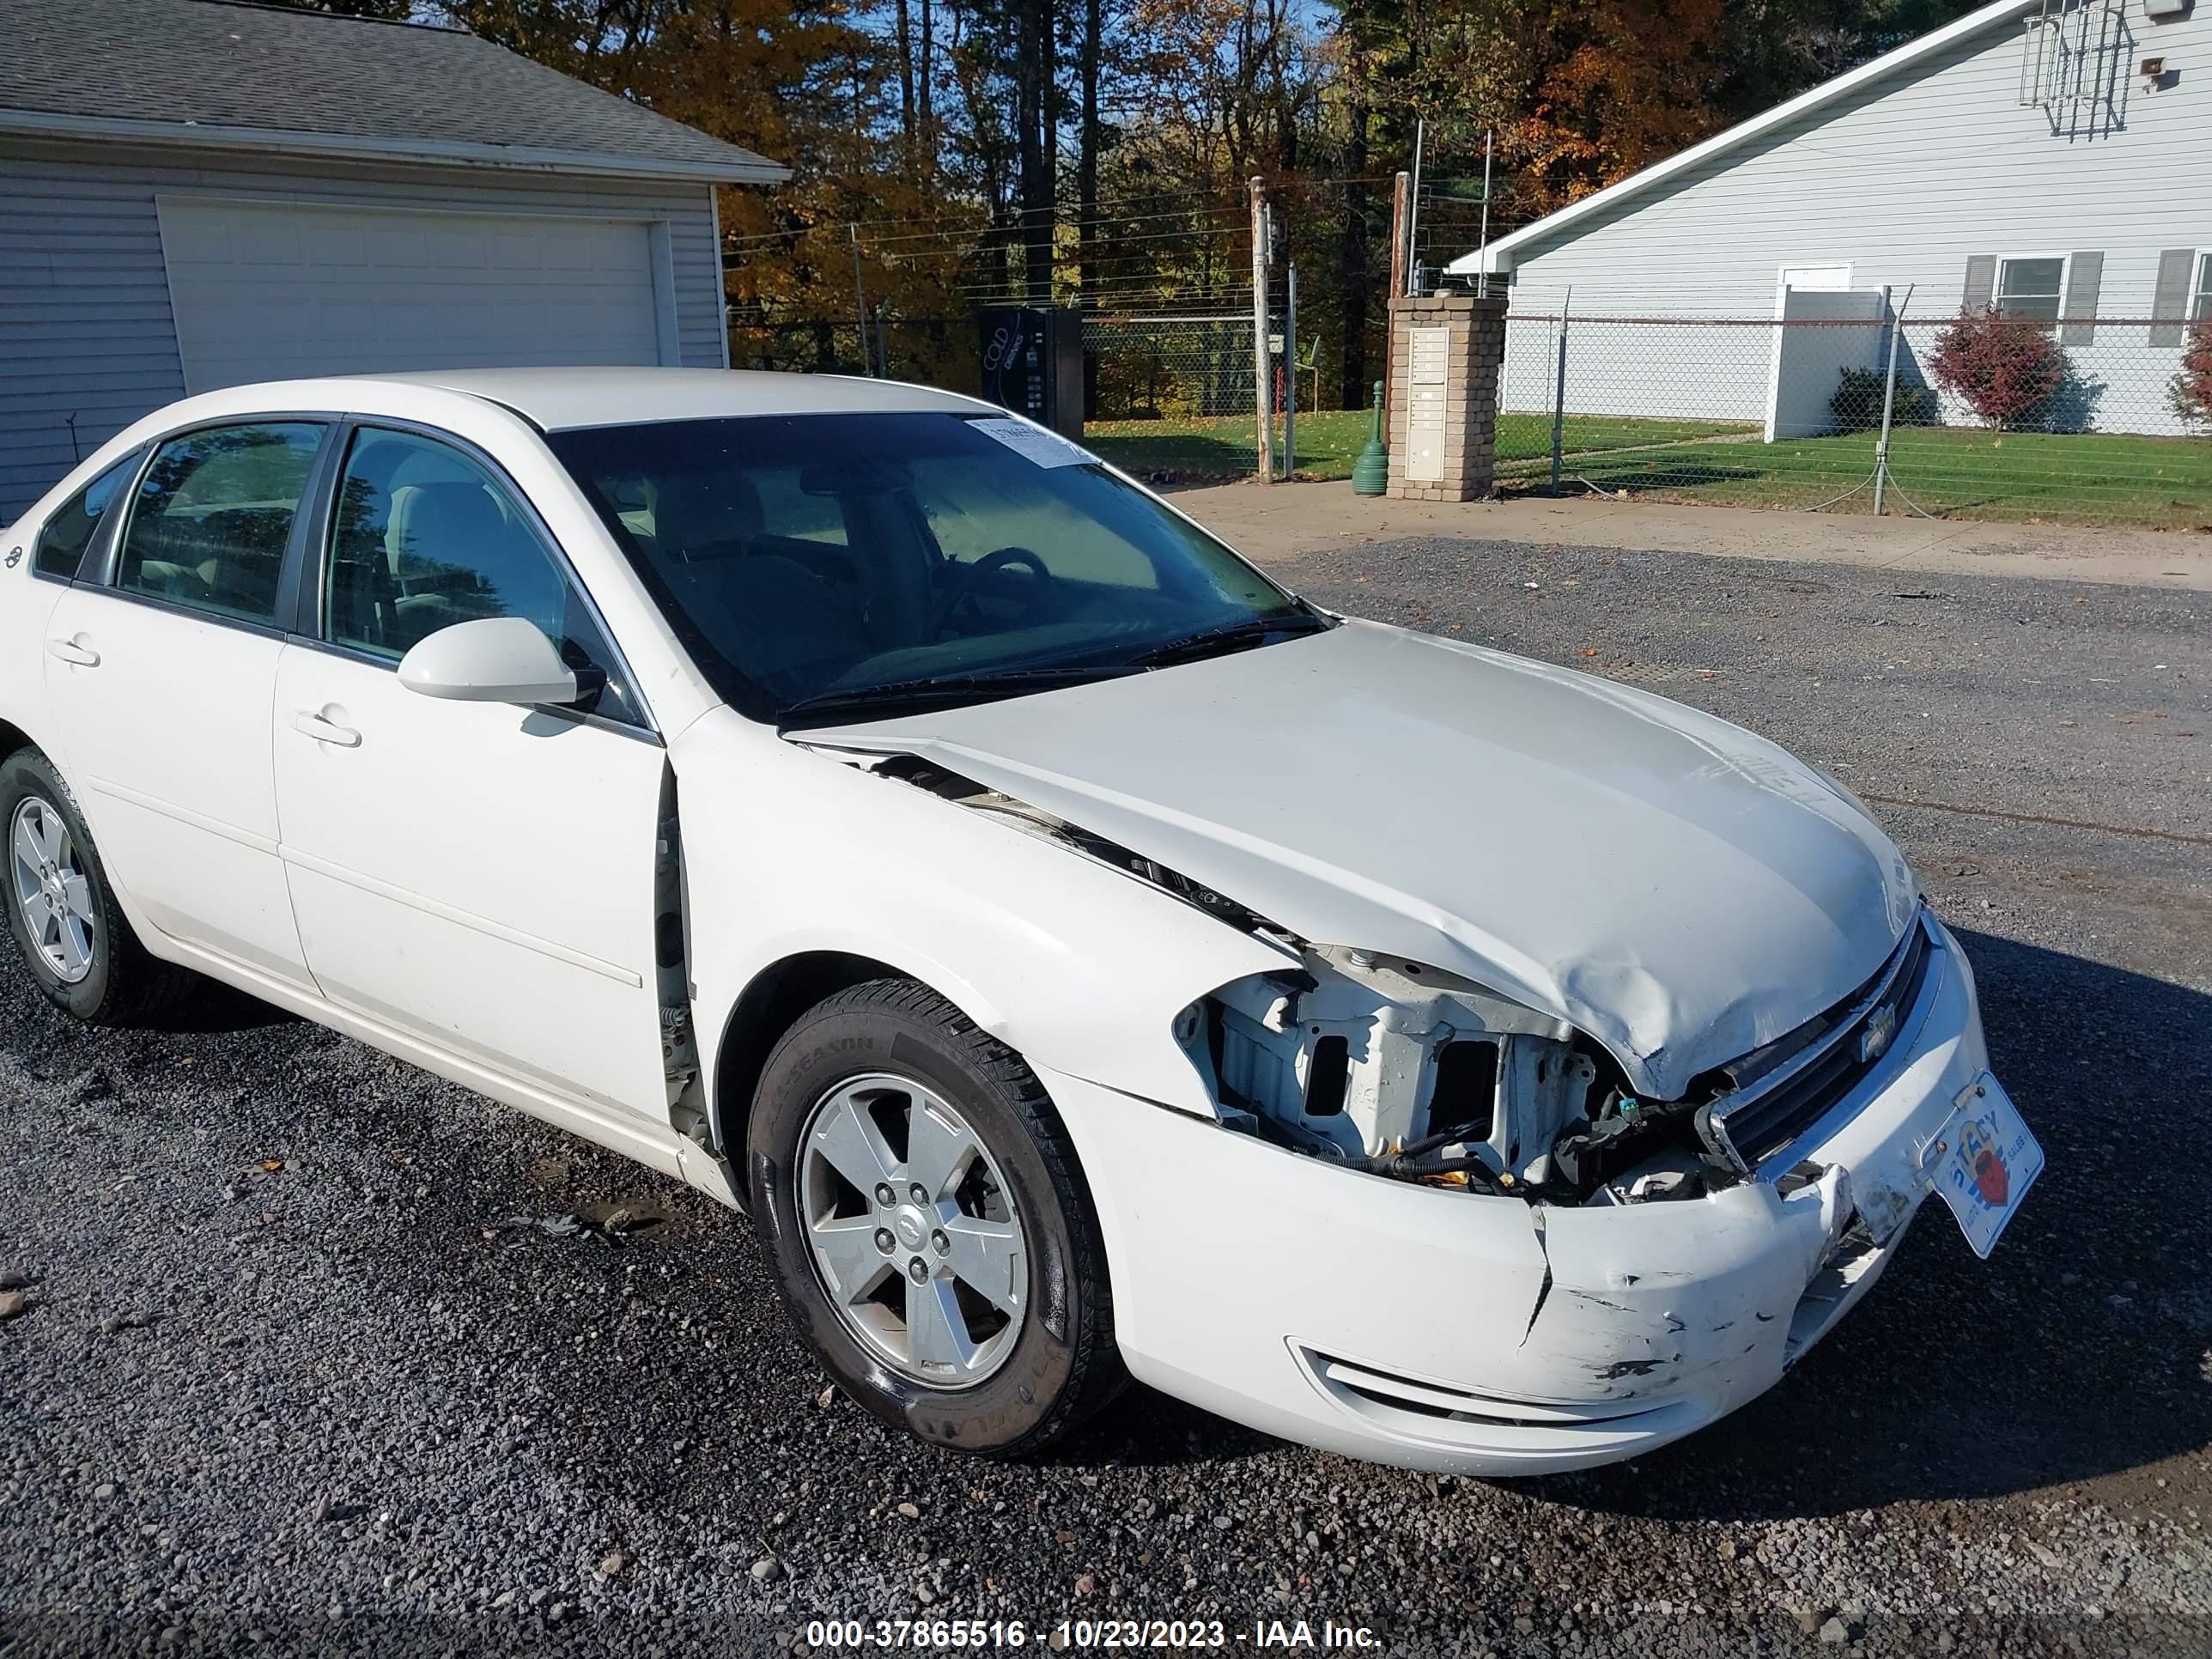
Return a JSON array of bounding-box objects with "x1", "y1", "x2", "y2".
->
[
  {"x1": 1406, "y1": 118, "x2": 1425, "y2": 295},
  {"x1": 1336, "y1": 101, "x2": 1370, "y2": 415},
  {"x1": 1250, "y1": 175, "x2": 1273, "y2": 484},
  {"x1": 1283, "y1": 264, "x2": 1297, "y2": 481},
  {"x1": 1382, "y1": 170, "x2": 1409, "y2": 430},
  {"x1": 851, "y1": 225, "x2": 872, "y2": 377}
]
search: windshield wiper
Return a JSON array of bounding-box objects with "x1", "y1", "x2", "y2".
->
[
  {"x1": 778, "y1": 664, "x2": 1136, "y2": 725},
  {"x1": 1121, "y1": 610, "x2": 1332, "y2": 669}
]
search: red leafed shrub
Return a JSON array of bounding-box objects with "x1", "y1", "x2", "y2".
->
[
  {"x1": 2170, "y1": 319, "x2": 2212, "y2": 432},
  {"x1": 1929, "y1": 307, "x2": 2069, "y2": 428}
]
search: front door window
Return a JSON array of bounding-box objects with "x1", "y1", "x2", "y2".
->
[{"x1": 322, "y1": 427, "x2": 641, "y2": 726}]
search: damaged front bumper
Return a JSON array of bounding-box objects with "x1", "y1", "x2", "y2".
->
[{"x1": 1037, "y1": 916, "x2": 1996, "y2": 1475}]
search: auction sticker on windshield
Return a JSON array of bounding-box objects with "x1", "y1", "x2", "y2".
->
[
  {"x1": 969, "y1": 416, "x2": 1097, "y2": 468},
  {"x1": 1924, "y1": 1072, "x2": 2043, "y2": 1258}
]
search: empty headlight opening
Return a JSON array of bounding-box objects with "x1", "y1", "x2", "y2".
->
[{"x1": 1182, "y1": 949, "x2": 1731, "y2": 1206}]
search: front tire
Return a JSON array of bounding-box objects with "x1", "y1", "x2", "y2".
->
[
  {"x1": 746, "y1": 978, "x2": 1125, "y2": 1456},
  {"x1": 2, "y1": 748, "x2": 189, "y2": 1024}
]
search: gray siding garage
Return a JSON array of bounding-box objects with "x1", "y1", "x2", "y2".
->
[{"x1": 1, "y1": 0, "x2": 784, "y2": 519}]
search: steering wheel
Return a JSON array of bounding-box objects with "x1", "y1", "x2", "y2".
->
[{"x1": 930, "y1": 545, "x2": 1054, "y2": 636}]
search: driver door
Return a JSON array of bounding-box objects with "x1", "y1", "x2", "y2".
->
[{"x1": 271, "y1": 424, "x2": 672, "y2": 1122}]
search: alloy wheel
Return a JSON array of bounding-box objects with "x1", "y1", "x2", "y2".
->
[
  {"x1": 795, "y1": 1073, "x2": 1029, "y2": 1386},
  {"x1": 9, "y1": 797, "x2": 94, "y2": 985}
]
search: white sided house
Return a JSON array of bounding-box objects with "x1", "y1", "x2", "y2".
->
[
  {"x1": 0, "y1": 0, "x2": 787, "y2": 519},
  {"x1": 1449, "y1": 0, "x2": 2210, "y2": 439}
]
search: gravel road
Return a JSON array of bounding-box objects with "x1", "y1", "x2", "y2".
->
[{"x1": 2, "y1": 535, "x2": 2208, "y2": 1658}]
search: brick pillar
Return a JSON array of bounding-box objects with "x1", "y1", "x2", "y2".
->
[{"x1": 1386, "y1": 293, "x2": 1507, "y2": 501}]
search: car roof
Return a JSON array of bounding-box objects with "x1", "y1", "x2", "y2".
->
[
  {"x1": 28, "y1": 368, "x2": 1004, "y2": 526},
  {"x1": 356, "y1": 366, "x2": 991, "y2": 430}
]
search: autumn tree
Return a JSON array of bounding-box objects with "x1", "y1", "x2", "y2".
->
[
  {"x1": 447, "y1": 0, "x2": 955, "y2": 370},
  {"x1": 419, "y1": 0, "x2": 2000, "y2": 402}
]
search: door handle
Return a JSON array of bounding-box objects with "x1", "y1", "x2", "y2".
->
[
  {"x1": 293, "y1": 710, "x2": 362, "y2": 749},
  {"x1": 46, "y1": 637, "x2": 100, "y2": 667}
]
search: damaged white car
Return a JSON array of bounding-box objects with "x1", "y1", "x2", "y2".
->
[{"x1": 0, "y1": 368, "x2": 2041, "y2": 1474}]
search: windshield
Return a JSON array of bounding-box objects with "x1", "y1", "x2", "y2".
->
[{"x1": 546, "y1": 411, "x2": 1320, "y2": 725}]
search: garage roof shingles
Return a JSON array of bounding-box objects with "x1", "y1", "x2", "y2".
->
[{"x1": 0, "y1": 0, "x2": 784, "y2": 182}]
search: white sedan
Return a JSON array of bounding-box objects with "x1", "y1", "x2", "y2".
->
[{"x1": 0, "y1": 369, "x2": 2040, "y2": 1473}]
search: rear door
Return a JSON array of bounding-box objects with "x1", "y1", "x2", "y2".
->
[
  {"x1": 271, "y1": 422, "x2": 671, "y2": 1121},
  {"x1": 42, "y1": 420, "x2": 331, "y2": 988}
]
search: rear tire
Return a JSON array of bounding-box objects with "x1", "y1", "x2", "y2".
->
[
  {"x1": 746, "y1": 977, "x2": 1126, "y2": 1456},
  {"x1": 2, "y1": 747, "x2": 191, "y2": 1024}
]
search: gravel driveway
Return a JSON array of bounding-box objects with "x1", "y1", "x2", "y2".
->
[{"x1": 2, "y1": 536, "x2": 2207, "y2": 1658}]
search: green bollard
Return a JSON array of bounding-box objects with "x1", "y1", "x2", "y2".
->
[{"x1": 1351, "y1": 379, "x2": 1389, "y2": 496}]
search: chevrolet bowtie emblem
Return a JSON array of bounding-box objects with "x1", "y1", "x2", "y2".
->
[{"x1": 1857, "y1": 1002, "x2": 1899, "y2": 1065}]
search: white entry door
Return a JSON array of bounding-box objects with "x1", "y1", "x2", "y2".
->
[
  {"x1": 157, "y1": 198, "x2": 671, "y2": 393},
  {"x1": 1777, "y1": 264, "x2": 1855, "y2": 302}
]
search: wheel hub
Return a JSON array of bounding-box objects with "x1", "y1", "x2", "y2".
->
[{"x1": 890, "y1": 1205, "x2": 929, "y2": 1252}]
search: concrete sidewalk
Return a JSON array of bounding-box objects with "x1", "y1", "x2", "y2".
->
[{"x1": 1172, "y1": 480, "x2": 2212, "y2": 591}]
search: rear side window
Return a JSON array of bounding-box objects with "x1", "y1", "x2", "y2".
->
[
  {"x1": 118, "y1": 423, "x2": 326, "y2": 625},
  {"x1": 33, "y1": 455, "x2": 137, "y2": 581}
]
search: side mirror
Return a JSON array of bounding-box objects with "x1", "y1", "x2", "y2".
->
[{"x1": 398, "y1": 617, "x2": 580, "y2": 707}]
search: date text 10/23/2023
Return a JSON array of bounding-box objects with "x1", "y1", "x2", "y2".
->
[{"x1": 801, "y1": 1620, "x2": 1382, "y2": 1650}]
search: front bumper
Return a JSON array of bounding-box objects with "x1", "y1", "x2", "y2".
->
[{"x1": 1040, "y1": 916, "x2": 1996, "y2": 1475}]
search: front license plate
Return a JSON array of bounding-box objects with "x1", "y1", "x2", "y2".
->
[{"x1": 1923, "y1": 1072, "x2": 2043, "y2": 1258}]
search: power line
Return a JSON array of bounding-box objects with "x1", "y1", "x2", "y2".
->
[
  {"x1": 718, "y1": 173, "x2": 1426, "y2": 252},
  {"x1": 864, "y1": 215, "x2": 1251, "y2": 256},
  {"x1": 721, "y1": 194, "x2": 1251, "y2": 252},
  {"x1": 960, "y1": 283, "x2": 1259, "y2": 306}
]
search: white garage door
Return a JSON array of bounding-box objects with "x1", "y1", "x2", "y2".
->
[{"x1": 156, "y1": 198, "x2": 670, "y2": 393}]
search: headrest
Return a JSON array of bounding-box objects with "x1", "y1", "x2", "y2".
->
[
  {"x1": 653, "y1": 471, "x2": 765, "y2": 560},
  {"x1": 398, "y1": 481, "x2": 510, "y2": 554}
]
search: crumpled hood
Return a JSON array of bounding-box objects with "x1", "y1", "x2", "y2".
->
[{"x1": 806, "y1": 619, "x2": 1918, "y2": 1099}]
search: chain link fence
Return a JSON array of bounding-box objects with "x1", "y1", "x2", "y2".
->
[
  {"x1": 1498, "y1": 310, "x2": 2212, "y2": 528},
  {"x1": 726, "y1": 307, "x2": 1304, "y2": 481},
  {"x1": 726, "y1": 301, "x2": 2209, "y2": 526},
  {"x1": 1081, "y1": 313, "x2": 1301, "y2": 481},
  {"x1": 1082, "y1": 313, "x2": 1274, "y2": 421},
  {"x1": 727, "y1": 316, "x2": 977, "y2": 393}
]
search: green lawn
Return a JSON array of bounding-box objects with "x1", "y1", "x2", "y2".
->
[
  {"x1": 1085, "y1": 409, "x2": 2212, "y2": 530},
  {"x1": 1085, "y1": 409, "x2": 1759, "y2": 483},
  {"x1": 1494, "y1": 425, "x2": 2212, "y2": 529}
]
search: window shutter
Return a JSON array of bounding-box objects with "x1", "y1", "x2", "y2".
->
[
  {"x1": 1961, "y1": 255, "x2": 1996, "y2": 313},
  {"x1": 2151, "y1": 249, "x2": 2194, "y2": 346},
  {"x1": 2060, "y1": 252, "x2": 2102, "y2": 344}
]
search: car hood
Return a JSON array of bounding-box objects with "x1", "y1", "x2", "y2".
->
[{"x1": 803, "y1": 619, "x2": 1919, "y2": 1100}]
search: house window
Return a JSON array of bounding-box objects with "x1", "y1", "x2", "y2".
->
[
  {"x1": 1995, "y1": 258, "x2": 2065, "y2": 323},
  {"x1": 2197, "y1": 253, "x2": 2212, "y2": 321}
]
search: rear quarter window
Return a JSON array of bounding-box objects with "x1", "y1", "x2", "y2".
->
[{"x1": 32, "y1": 454, "x2": 138, "y2": 581}]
